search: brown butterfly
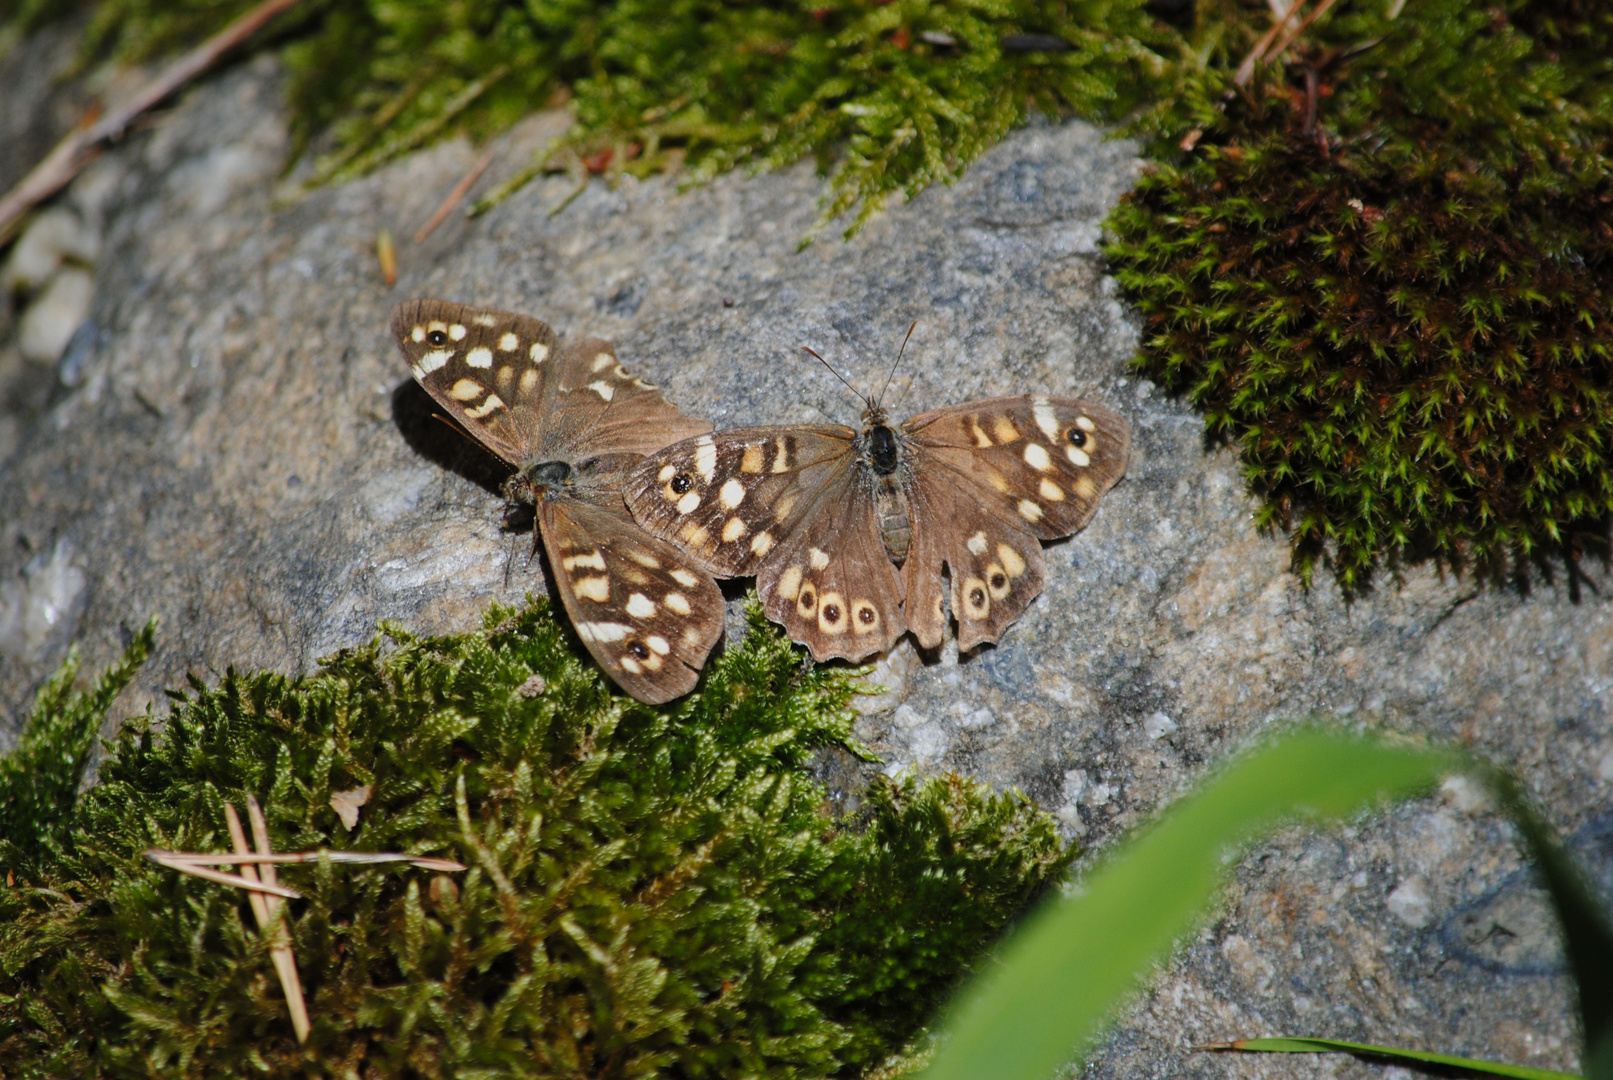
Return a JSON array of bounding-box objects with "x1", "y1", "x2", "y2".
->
[
  {"x1": 391, "y1": 299, "x2": 724, "y2": 704},
  {"x1": 622, "y1": 350, "x2": 1129, "y2": 662}
]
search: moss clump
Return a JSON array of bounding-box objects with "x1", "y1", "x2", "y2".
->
[
  {"x1": 1105, "y1": 0, "x2": 1613, "y2": 594},
  {"x1": 29, "y1": 0, "x2": 1175, "y2": 234},
  {"x1": 0, "y1": 600, "x2": 1071, "y2": 1078}
]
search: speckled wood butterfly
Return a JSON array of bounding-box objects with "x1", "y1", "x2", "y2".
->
[
  {"x1": 623, "y1": 355, "x2": 1129, "y2": 662},
  {"x1": 392, "y1": 299, "x2": 724, "y2": 703}
]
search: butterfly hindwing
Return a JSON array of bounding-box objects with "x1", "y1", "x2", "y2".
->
[{"x1": 538, "y1": 493, "x2": 725, "y2": 704}]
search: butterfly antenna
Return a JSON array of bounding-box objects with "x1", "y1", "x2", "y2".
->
[
  {"x1": 801, "y1": 346, "x2": 870, "y2": 411},
  {"x1": 877, "y1": 321, "x2": 918, "y2": 409}
]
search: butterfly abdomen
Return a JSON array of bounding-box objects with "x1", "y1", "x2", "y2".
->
[{"x1": 861, "y1": 425, "x2": 912, "y2": 565}]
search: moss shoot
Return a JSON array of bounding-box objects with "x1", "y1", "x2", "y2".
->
[{"x1": 0, "y1": 600, "x2": 1072, "y2": 1078}]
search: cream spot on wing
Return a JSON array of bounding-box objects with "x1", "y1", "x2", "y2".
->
[
  {"x1": 986, "y1": 563, "x2": 1011, "y2": 601},
  {"x1": 529, "y1": 342, "x2": 549, "y2": 363},
  {"x1": 986, "y1": 469, "x2": 1009, "y2": 494},
  {"x1": 626, "y1": 593, "x2": 657, "y2": 618},
  {"x1": 428, "y1": 320, "x2": 449, "y2": 334},
  {"x1": 851, "y1": 599, "x2": 880, "y2": 634},
  {"x1": 466, "y1": 346, "x2": 494, "y2": 368},
  {"x1": 411, "y1": 326, "x2": 426, "y2": 343},
  {"x1": 496, "y1": 365, "x2": 515, "y2": 390},
  {"x1": 967, "y1": 531, "x2": 988, "y2": 556},
  {"x1": 578, "y1": 621, "x2": 630, "y2": 642},
  {"x1": 587, "y1": 380, "x2": 615, "y2": 401},
  {"x1": 740, "y1": 446, "x2": 764, "y2": 473},
  {"x1": 775, "y1": 493, "x2": 797, "y2": 519},
  {"x1": 464, "y1": 394, "x2": 506, "y2": 419},
  {"x1": 499, "y1": 332, "x2": 519, "y2": 352},
  {"x1": 664, "y1": 591, "x2": 691, "y2": 615},
  {"x1": 961, "y1": 577, "x2": 990, "y2": 619},
  {"x1": 817, "y1": 592, "x2": 847, "y2": 634},
  {"x1": 722, "y1": 517, "x2": 747, "y2": 542},
  {"x1": 640, "y1": 652, "x2": 663, "y2": 672},
  {"x1": 472, "y1": 314, "x2": 497, "y2": 327},
  {"x1": 575, "y1": 576, "x2": 610, "y2": 602},
  {"x1": 1067, "y1": 446, "x2": 1091, "y2": 467},
  {"x1": 695, "y1": 437, "x2": 717, "y2": 482},
  {"x1": 418, "y1": 349, "x2": 453, "y2": 374},
  {"x1": 992, "y1": 415, "x2": 1021, "y2": 443},
  {"x1": 448, "y1": 324, "x2": 468, "y2": 341},
  {"x1": 620, "y1": 655, "x2": 643, "y2": 675},
  {"x1": 750, "y1": 531, "x2": 774, "y2": 557},
  {"x1": 809, "y1": 547, "x2": 829, "y2": 570},
  {"x1": 658, "y1": 464, "x2": 677, "y2": 482},
  {"x1": 771, "y1": 441, "x2": 790, "y2": 473},
  {"x1": 592, "y1": 353, "x2": 615, "y2": 372},
  {"x1": 449, "y1": 378, "x2": 485, "y2": 401},
  {"x1": 968, "y1": 418, "x2": 993, "y2": 448},
  {"x1": 1017, "y1": 499, "x2": 1043, "y2": 523},
  {"x1": 1023, "y1": 443, "x2": 1052, "y2": 471},
  {"x1": 677, "y1": 491, "x2": 701, "y2": 515},
  {"x1": 719, "y1": 478, "x2": 745, "y2": 509},
  {"x1": 777, "y1": 565, "x2": 803, "y2": 601},
  {"x1": 1076, "y1": 415, "x2": 1096, "y2": 432},
  {"x1": 997, "y1": 543, "x2": 1027, "y2": 577},
  {"x1": 671, "y1": 568, "x2": 700, "y2": 588},
  {"x1": 1074, "y1": 476, "x2": 1098, "y2": 499},
  {"x1": 1033, "y1": 398, "x2": 1059, "y2": 440},
  {"x1": 519, "y1": 369, "x2": 539, "y2": 395},
  {"x1": 626, "y1": 549, "x2": 661, "y2": 570},
  {"x1": 562, "y1": 552, "x2": 607, "y2": 571},
  {"x1": 1040, "y1": 478, "x2": 1065, "y2": 502},
  {"x1": 646, "y1": 635, "x2": 670, "y2": 655},
  {"x1": 677, "y1": 521, "x2": 709, "y2": 548},
  {"x1": 620, "y1": 566, "x2": 651, "y2": 587},
  {"x1": 683, "y1": 627, "x2": 704, "y2": 646}
]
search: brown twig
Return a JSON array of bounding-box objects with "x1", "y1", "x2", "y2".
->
[
  {"x1": 149, "y1": 851, "x2": 304, "y2": 898},
  {"x1": 148, "y1": 849, "x2": 466, "y2": 872},
  {"x1": 0, "y1": 0, "x2": 305, "y2": 245},
  {"x1": 226, "y1": 800, "x2": 311, "y2": 1044},
  {"x1": 414, "y1": 146, "x2": 497, "y2": 243},
  {"x1": 1233, "y1": 0, "x2": 1307, "y2": 88}
]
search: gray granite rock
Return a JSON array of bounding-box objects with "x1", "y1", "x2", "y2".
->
[{"x1": 1, "y1": 42, "x2": 1607, "y2": 1080}]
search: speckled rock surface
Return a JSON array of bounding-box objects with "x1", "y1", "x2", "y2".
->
[{"x1": 2, "y1": 42, "x2": 1608, "y2": 1080}]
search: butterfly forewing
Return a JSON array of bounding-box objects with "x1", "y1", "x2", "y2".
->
[
  {"x1": 902, "y1": 396, "x2": 1130, "y2": 539},
  {"x1": 624, "y1": 427, "x2": 857, "y2": 577},
  {"x1": 392, "y1": 298, "x2": 559, "y2": 464},
  {"x1": 538, "y1": 493, "x2": 725, "y2": 704}
]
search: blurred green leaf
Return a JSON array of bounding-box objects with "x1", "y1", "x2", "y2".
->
[{"x1": 918, "y1": 729, "x2": 1458, "y2": 1080}]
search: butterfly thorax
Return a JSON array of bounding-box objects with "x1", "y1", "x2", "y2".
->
[
  {"x1": 856, "y1": 408, "x2": 912, "y2": 566},
  {"x1": 504, "y1": 459, "x2": 575, "y2": 507}
]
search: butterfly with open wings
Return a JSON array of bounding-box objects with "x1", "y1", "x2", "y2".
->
[
  {"x1": 391, "y1": 299, "x2": 724, "y2": 704},
  {"x1": 623, "y1": 344, "x2": 1129, "y2": 662}
]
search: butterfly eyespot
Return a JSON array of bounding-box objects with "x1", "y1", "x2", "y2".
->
[
  {"x1": 990, "y1": 572, "x2": 1007, "y2": 590},
  {"x1": 1067, "y1": 427, "x2": 1088, "y2": 448},
  {"x1": 628, "y1": 641, "x2": 651, "y2": 660},
  {"x1": 427, "y1": 330, "x2": 449, "y2": 347},
  {"x1": 670, "y1": 473, "x2": 694, "y2": 494}
]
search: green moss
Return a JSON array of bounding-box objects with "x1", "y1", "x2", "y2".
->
[
  {"x1": 29, "y1": 0, "x2": 1176, "y2": 235},
  {"x1": 1105, "y1": 0, "x2": 1613, "y2": 594},
  {"x1": 0, "y1": 599, "x2": 1071, "y2": 1078}
]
